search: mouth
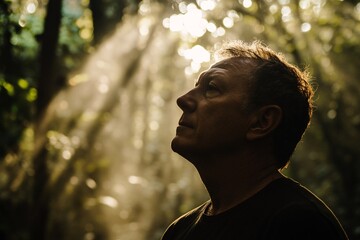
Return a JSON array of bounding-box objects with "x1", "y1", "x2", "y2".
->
[{"x1": 178, "y1": 118, "x2": 194, "y2": 129}]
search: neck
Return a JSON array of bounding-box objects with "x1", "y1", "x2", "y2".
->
[{"x1": 194, "y1": 153, "x2": 283, "y2": 216}]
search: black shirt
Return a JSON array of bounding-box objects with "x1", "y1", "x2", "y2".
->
[{"x1": 162, "y1": 177, "x2": 348, "y2": 240}]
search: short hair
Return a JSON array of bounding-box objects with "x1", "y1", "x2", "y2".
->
[{"x1": 216, "y1": 40, "x2": 314, "y2": 169}]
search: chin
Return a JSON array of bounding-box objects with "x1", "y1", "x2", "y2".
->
[
  {"x1": 171, "y1": 138, "x2": 190, "y2": 156},
  {"x1": 171, "y1": 138, "x2": 202, "y2": 163},
  {"x1": 170, "y1": 137, "x2": 182, "y2": 154}
]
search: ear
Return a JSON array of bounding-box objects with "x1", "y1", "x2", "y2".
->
[{"x1": 246, "y1": 105, "x2": 282, "y2": 141}]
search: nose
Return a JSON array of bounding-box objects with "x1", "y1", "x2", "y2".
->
[{"x1": 177, "y1": 90, "x2": 196, "y2": 112}]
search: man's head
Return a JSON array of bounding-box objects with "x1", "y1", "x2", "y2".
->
[
  {"x1": 216, "y1": 40, "x2": 314, "y2": 168},
  {"x1": 172, "y1": 40, "x2": 314, "y2": 169},
  {"x1": 171, "y1": 57, "x2": 254, "y2": 163}
]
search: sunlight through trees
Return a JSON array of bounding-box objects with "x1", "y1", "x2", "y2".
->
[{"x1": 0, "y1": 0, "x2": 359, "y2": 239}]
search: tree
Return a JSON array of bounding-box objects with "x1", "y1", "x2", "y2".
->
[{"x1": 1, "y1": 0, "x2": 359, "y2": 239}]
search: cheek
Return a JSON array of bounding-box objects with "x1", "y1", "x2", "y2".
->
[{"x1": 198, "y1": 109, "x2": 246, "y2": 139}]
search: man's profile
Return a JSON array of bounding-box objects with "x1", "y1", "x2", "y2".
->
[{"x1": 161, "y1": 40, "x2": 348, "y2": 239}]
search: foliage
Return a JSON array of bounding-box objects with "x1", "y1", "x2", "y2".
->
[
  {"x1": 0, "y1": 0, "x2": 40, "y2": 159},
  {"x1": 0, "y1": 0, "x2": 359, "y2": 239}
]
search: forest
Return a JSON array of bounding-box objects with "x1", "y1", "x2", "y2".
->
[{"x1": 0, "y1": 0, "x2": 359, "y2": 239}]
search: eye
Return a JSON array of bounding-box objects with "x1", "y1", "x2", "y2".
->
[{"x1": 205, "y1": 81, "x2": 220, "y2": 97}]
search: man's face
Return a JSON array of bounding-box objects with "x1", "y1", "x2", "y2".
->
[{"x1": 171, "y1": 58, "x2": 254, "y2": 162}]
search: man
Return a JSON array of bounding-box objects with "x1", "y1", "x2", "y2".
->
[{"x1": 161, "y1": 41, "x2": 348, "y2": 239}]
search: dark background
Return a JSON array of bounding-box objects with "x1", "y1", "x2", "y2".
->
[{"x1": 0, "y1": 0, "x2": 359, "y2": 239}]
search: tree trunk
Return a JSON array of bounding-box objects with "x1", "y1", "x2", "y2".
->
[
  {"x1": 36, "y1": 0, "x2": 63, "y2": 119},
  {"x1": 89, "y1": 0, "x2": 127, "y2": 46},
  {"x1": 32, "y1": 0, "x2": 63, "y2": 239}
]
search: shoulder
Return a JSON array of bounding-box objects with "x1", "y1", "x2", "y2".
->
[
  {"x1": 262, "y1": 203, "x2": 348, "y2": 239},
  {"x1": 260, "y1": 178, "x2": 348, "y2": 240},
  {"x1": 161, "y1": 201, "x2": 208, "y2": 240},
  {"x1": 267, "y1": 177, "x2": 338, "y2": 217}
]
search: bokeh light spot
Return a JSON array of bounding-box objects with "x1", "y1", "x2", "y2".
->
[
  {"x1": 183, "y1": 45, "x2": 210, "y2": 65},
  {"x1": 69, "y1": 73, "x2": 88, "y2": 86},
  {"x1": 70, "y1": 176, "x2": 79, "y2": 185},
  {"x1": 299, "y1": 0, "x2": 311, "y2": 9},
  {"x1": 26, "y1": 2, "x2": 37, "y2": 14},
  {"x1": 327, "y1": 109, "x2": 337, "y2": 119},
  {"x1": 18, "y1": 17, "x2": 26, "y2": 27},
  {"x1": 223, "y1": 17, "x2": 234, "y2": 28},
  {"x1": 206, "y1": 22, "x2": 217, "y2": 32},
  {"x1": 18, "y1": 79, "x2": 29, "y2": 89},
  {"x1": 86, "y1": 179, "x2": 97, "y2": 189},
  {"x1": 197, "y1": 0, "x2": 217, "y2": 11},
  {"x1": 301, "y1": 22, "x2": 312, "y2": 32},
  {"x1": 164, "y1": 3, "x2": 208, "y2": 38},
  {"x1": 26, "y1": 88, "x2": 37, "y2": 101},
  {"x1": 99, "y1": 196, "x2": 118, "y2": 208},
  {"x1": 243, "y1": 0, "x2": 253, "y2": 8},
  {"x1": 269, "y1": 4, "x2": 279, "y2": 14},
  {"x1": 62, "y1": 150, "x2": 72, "y2": 160}
]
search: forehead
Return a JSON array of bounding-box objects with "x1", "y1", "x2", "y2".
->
[
  {"x1": 198, "y1": 58, "x2": 252, "y2": 82},
  {"x1": 211, "y1": 57, "x2": 254, "y2": 72}
]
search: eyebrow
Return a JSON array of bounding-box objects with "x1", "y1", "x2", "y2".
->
[
  {"x1": 195, "y1": 68, "x2": 228, "y2": 86},
  {"x1": 194, "y1": 71, "x2": 207, "y2": 86}
]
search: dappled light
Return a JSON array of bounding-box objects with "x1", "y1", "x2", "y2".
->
[
  {"x1": 0, "y1": 0, "x2": 359, "y2": 239},
  {"x1": 32, "y1": 3, "x2": 206, "y2": 239}
]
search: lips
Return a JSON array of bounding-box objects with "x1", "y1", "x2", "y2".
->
[{"x1": 178, "y1": 117, "x2": 194, "y2": 128}]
